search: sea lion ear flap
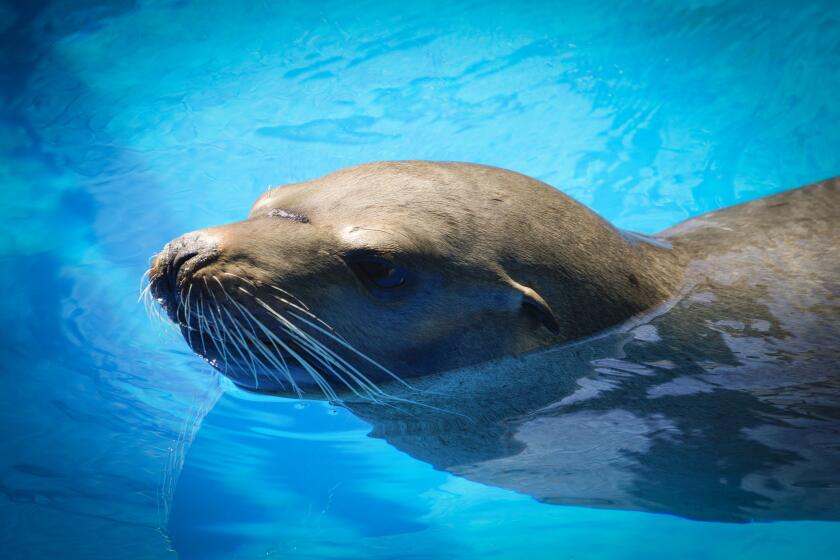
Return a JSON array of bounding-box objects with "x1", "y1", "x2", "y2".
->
[{"x1": 511, "y1": 281, "x2": 561, "y2": 334}]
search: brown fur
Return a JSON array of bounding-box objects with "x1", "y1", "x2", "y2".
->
[{"x1": 151, "y1": 161, "x2": 684, "y2": 389}]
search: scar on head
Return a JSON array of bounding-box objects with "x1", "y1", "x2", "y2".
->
[{"x1": 268, "y1": 208, "x2": 310, "y2": 224}]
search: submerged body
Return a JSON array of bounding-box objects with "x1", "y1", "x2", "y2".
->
[
  {"x1": 346, "y1": 177, "x2": 840, "y2": 521},
  {"x1": 147, "y1": 163, "x2": 840, "y2": 521}
]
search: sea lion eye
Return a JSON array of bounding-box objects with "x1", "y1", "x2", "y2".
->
[{"x1": 350, "y1": 256, "x2": 407, "y2": 289}]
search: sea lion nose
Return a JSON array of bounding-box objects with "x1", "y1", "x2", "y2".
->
[{"x1": 150, "y1": 231, "x2": 219, "y2": 305}]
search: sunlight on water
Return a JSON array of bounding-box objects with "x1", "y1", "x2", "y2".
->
[{"x1": 2, "y1": 0, "x2": 840, "y2": 558}]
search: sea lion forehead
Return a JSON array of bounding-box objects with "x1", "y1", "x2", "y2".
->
[
  {"x1": 250, "y1": 181, "x2": 304, "y2": 215},
  {"x1": 251, "y1": 161, "x2": 507, "y2": 213}
]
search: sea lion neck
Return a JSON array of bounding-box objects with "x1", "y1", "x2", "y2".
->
[{"x1": 499, "y1": 196, "x2": 685, "y2": 343}]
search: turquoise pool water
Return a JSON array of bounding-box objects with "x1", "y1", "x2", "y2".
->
[{"x1": 3, "y1": 0, "x2": 840, "y2": 558}]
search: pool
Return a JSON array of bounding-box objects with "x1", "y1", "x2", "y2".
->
[{"x1": 2, "y1": 0, "x2": 840, "y2": 558}]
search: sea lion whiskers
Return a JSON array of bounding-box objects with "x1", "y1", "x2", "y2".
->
[
  {"x1": 233, "y1": 311, "x2": 346, "y2": 401},
  {"x1": 195, "y1": 293, "x2": 209, "y2": 359},
  {"x1": 196, "y1": 296, "x2": 234, "y2": 375},
  {"x1": 222, "y1": 291, "x2": 343, "y2": 402},
  {"x1": 215, "y1": 302, "x2": 264, "y2": 388},
  {"x1": 175, "y1": 282, "x2": 190, "y2": 327},
  {"x1": 200, "y1": 300, "x2": 239, "y2": 371},
  {"x1": 286, "y1": 310, "x2": 412, "y2": 390},
  {"x1": 140, "y1": 272, "x2": 177, "y2": 337},
  {"x1": 221, "y1": 271, "x2": 310, "y2": 311},
  {"x1": 228, "y1": 317, "x2": 304, "y2": 398},
  {"x1": 229, "y1": 282, "x2": 431, "y2": 404},
  {"x1": 139, "y1": 279, "x2": 155, "y2": 323},
  {"x1": 204, "y1": 279, "x2": 262, "y2": 388},
  {"x1": 209, "y1": 286, "x2": 297, "y2": 390},
  {"x1": 246, "y1": 293, "x2": 392, "y2": 402},
  {"x1": 182, "y1": 283, "x2": 197, "y2": 351},
  {"x1": 215, "y1": 278, "x2": 340, "y2": 400},
  {"x1": 248, "y1": 303, "x2": 460, "y2": 412},
  {"x1": 234, "y1": 325, "x2": 306, "y2": 396},
  {"x1": 222, "y1": 299, "x2": 302, "y2": 396},
  {"x1": 201, "y1": 280, "x2": 285, "y2": 391},
  {"x1": 138, "y1": 269, "x2": 152, "y2": 306},
  {"x1": 139, "y1": 252, "x2": 162, "y2": 322},
  {"x1": 226, "y1": 279, "x2": 394, "y2": 402},
  {"x1": 213, "y1": 303, "x2": 264, "y2": 389},
  {"x1": 214, "y1": 289, "x2": 303, "y2": 393},
  {"x1": 220, "y1": 271, "x2": 331, "y2": 332},
  {"x1": 143, "y1": 261, "x2": 186, "y2": 339},
  {"x1": 279, "y1": 313, "x2": 397, "y2": 399},
  {"x1": 139, "y1": 270, "x2": 160, "y2": 323},
  {"x1": 274, "y1": 320, "x2": 386, "y2": 401},
  {"x1": 146, "y1": 265, "x2": 401, "y2": 403},
  {"x1": 263, "y1": 283, "x2": 311, "y2": 311},
  {"x1": 199, "y1": 278, "x2": 235, "y2": 370},
  {"x1": 269, "y1": 293, "x2": 334, "y2": 333},
  {"x1": 277, "y1": 309, "x2": 464, "y2": 413}
]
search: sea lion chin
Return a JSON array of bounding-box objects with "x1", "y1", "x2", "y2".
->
[{"x1": 144, "y1": 160, "x2": 684, "y2": 398}]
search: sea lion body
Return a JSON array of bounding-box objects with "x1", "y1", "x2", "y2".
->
[
  {"x1": 147, "y1": 164, "x2": 840, "y2": 521},
  {"x1": 147, "y1": 163, "x2": 838, "y2": 397},
  {"x1": 344, "y1": 177, "x2": 840, "y2": 522}
]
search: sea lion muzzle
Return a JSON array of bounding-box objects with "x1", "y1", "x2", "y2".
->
[{"x1": 149, "y1": 231, "x2": 220, "y2": 322}]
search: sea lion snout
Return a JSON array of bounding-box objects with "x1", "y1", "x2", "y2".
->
[{"x1": 149, "y1": 231, "x2": 220, "y2": 319}]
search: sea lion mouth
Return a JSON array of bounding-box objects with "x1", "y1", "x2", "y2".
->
[
  {"x1": 184, "y1": 326, "x2": 323, "y2": 395},
  {"x1": 175, "y1": 286, "x2": 339, "y2": 396},
  {"x1": 142, "y1": 265, "x2": 405, "y2": 402}
]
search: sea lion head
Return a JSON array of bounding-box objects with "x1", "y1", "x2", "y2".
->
[{"x1": 146, "y1": 161, "x2": 678, "y2": 399}]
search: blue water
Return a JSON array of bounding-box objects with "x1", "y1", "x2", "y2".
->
[{"x1": 3, "y1": 0, "x2": 840, "y2": 558}]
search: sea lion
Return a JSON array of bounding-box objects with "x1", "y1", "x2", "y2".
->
[
  {"x1": 146, "y1": 162, "x2": 838, "y2": 401},
  {"x1": 147, "y1": 163, "x2": 840, "y2": 521},
  {"x1": 338, "y1": 174, "x2": 840, "y2": 522}
]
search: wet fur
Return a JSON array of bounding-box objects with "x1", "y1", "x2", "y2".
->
[
  {"x1": 149, "y1": 161, "x2": 687, "y2": 396},
  {"x1": 343, "y1": 176, "x2": 840, "y2": 521}
]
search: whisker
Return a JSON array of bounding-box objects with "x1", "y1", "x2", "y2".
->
[
  {"x1": 140, "y1": 275, "x2": 180, "y2": 338},
  {"x1": 215, "y1": 277, "x2": 308, "y2": 393},
  {"x1": 287, "y1": 310, "x2": 412, "y2": 389},
  {"x1": 222, "y1": 272, "x2": 327, "y2": 328},
  {"x1": 248, "y1": 295, "x2": 391, "y2": 402},
  {"x1": 202, "y1": 278, "x2": 252, "y2": 379},
  {"x1": 223, "y1": 295, "x2": 293, "y2": 391},
  {"x1": 225, "y1": 310, "x2": 305, "y2": 397},
  {"x1": 219, "y1": 309, "x2": 262, "y2": 388},
  {"x1": 224, "y1": 294, "x2": 340, "y2": 402},
  {"x1": 280, "y1": 325, "x2": 381, "y2": 401},
  {"x1": 277, "y1": 320, "x2": 387, "y2": 399},
  {"x1": 197, "y1": 305, "x2": 232, "y2": 374},
  {"x1": 140, "y1": 267, "x2": 451, "y2": 410},
  {"x1": 269, "y1": 294, "x2": 336, "y2": 333},
  {"x1": 216, "y1": 295, "x2": 302, "y2": 395},
  {"x1": 183, "y1": 284, "x2": 196, "y2": 350},
  {"x1": 195, "y1": 293, "x2": 209, "y2": 358}
]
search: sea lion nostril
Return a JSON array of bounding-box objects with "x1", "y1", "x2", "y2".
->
[
  {"x1": 167, "y1": 248, "x2": 200, "y2": 286},
  {"x1": 149, "y1": 232, "x2": 219, "y2": 310}
]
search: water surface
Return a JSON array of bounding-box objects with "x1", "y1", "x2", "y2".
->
[{"x1": 2, "y1": 0, "x2": 840, "y2": 558}]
